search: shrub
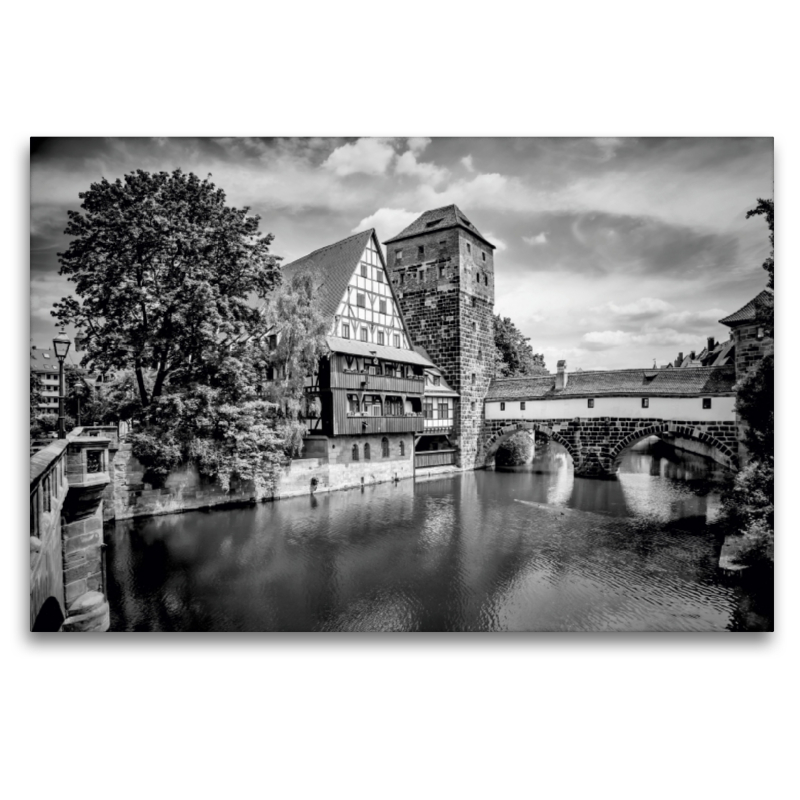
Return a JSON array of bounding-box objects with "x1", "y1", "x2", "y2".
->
[{"x1": 496, "y1": 431, "x2": 534, "y2": 467}]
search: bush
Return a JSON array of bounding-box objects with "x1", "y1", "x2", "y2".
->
[{"x1": 496, "y1": 431, "x2": 534, "y2": 467}]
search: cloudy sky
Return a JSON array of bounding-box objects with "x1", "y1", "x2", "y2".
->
[{"x1": 30, "y1": 136, "x2": 772, "y2": 370}]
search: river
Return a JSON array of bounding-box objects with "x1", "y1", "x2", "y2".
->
[{"x1": 105, "y1": 440, "x2": 773, "y2": 631}]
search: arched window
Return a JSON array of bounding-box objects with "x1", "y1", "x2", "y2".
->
[
  {"x1": 381, "y1": 437, "x2": 389, "y2": 457},
  {"x1": 352, "y1": 444, "x2": 359, "y2": 461},
  {"x1": 399, "y1": 440, "x2": 405, "y2": 456},
  {"x1": 364, "y1": 443, "x2": 371, "y2": 460}
]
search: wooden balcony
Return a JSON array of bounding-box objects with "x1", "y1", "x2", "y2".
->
[
  {"x1": 339, "y1": 414, "x2": 423, "y2": 435},
  {"x1": 331, "y1": 371, "x2": 425, "y2": 394},
  {"x1": 415, "y1": 449, "x2": 457, "y2": 469}
]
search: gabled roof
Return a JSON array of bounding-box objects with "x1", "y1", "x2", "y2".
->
[
  {"x1": 383, "y1": 204, "x2": 496, "y2": 249},
  {"x1": 719, "y1": 288, "x2": 774, "y2": 326},
  {"x1": 486, "y1": 366, "x2": 736, "y2": 401},
  {"x1": 281, "y1": 229, "x2": 375, "y2": 323},
  {"x1": 327, "y1": 336, "x2": 435, "y2": 368}
]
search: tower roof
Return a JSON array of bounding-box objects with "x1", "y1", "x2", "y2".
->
[
  {"x1": 718, "y1": 287, "x2": 774, "y2": 327},
  {"x1": 282, "y1": 229, "x2": 375, "y2": 322},
  {"x1": 382, "y1": 204, "x2": 496, "y2": 249}
]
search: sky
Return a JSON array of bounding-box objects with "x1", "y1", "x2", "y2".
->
[{"x1": 30, "y1": 136, "x2": 773, "y2": 371}]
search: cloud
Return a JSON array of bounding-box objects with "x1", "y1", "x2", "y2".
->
[
  {"x1": 395, "y1": 149, "x2": 450, "y2": 185},
  {"x1": 581, "y1": 328, "x2": 702, "y2": 351},
  {"x1": 461, "y1": 154, "x2": 475, "y2": 172},
  {"x1": 523, "y1": 232, "x2": 548, "y2": 246},
  {"x1": 600, "y1": 297, "x2": 673, "y2": 318},
  {"x1": 483, "y1": 231, "x2": 507, "y2": 251},
  {"x1": 407, "y1": 137, "x2": 431, "y2": 155},
  {"x1": 352, "y1": 208, "x2": 421, "y2": 239},
  {"x1": 594, "y1": 137, "x2": 624, "y2": 161},
  {"x1": 322, "y1": 137, "x2": 397, "y2": 177}
]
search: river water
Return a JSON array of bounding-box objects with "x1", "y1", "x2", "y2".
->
[{"x1": 106, "y1": 441, "x2": 773, "y2": 632}]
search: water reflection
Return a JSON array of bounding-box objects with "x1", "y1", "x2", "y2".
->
[{"x1": 106, "y1": 438, "x2": 772, "y2": 632}]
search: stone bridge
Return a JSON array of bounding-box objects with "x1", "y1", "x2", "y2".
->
[
  {"x1": 30, "y1": 426, "x2": 116, "y2": 632},
  {"x1": 480, "y1": 417, "x2": 739, "y2": 477},
  {"x1": 480, "y1": 365, "x2": 740, "y2": 477}
]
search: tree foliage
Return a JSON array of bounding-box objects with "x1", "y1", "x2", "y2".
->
[
  {"x1": 746, "y1": 197, "x2": 774, "y2": 289},
  {"x1": 493, "y1": 314, "x2": 547, "y2": 377},
  {"x1": 53, "y1": 169, "x2": 282, "y2": 408}
]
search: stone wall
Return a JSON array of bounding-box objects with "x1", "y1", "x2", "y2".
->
[
  {"x1": 387, "y1": 225, "x2": 495, "y2": 470},
  {"x1": 481, "y1": 417, "x2": 739, "y2": 476},
  {"x1": 110, "y1": 432, "x2": 415, "y2": 519}
]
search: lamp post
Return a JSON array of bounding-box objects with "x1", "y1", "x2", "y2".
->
[{"x1": 52, "y1": 328, "x2": 71, "y2": 439}]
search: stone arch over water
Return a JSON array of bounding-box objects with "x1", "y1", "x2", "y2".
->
[{"x1": 482, "y1": 422, "x2": 579, "y2": 468}]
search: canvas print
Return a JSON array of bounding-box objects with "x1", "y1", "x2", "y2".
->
[{"x1": 29, "y1": 137, "x2": 774, "y2": 632}]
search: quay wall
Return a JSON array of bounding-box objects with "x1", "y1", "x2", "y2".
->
[{"x1": 110, "y1": 432, "x2": 415, "y2": 520}]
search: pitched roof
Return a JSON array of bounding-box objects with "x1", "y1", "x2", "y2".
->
[
  {"x1": 719, "y1": 288, "x2": 774, "y2": 326},
  {"x1": 30, "y1": 347, "x2": 60, "y2": 373},
  {"x1": 486, "y1": 366, "x2": 736, "y2": 401},
  {"x1": 382, "y1": 204, "x2": 496, "y2": 249},
  {"x1": 326, "y1": 336, "x2": 435, "y2": 368},
  {"x1": 281, "y1": 229, "x2": 374, "y2": 322}
]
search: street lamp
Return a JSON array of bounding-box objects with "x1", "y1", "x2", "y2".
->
[{"x1": 52, "y1": 328, "x2": 71, "y2": 439}]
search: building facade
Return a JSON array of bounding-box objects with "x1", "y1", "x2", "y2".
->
[{"x1": 384, "y1": 205, "x2": 496, "y2": 469}]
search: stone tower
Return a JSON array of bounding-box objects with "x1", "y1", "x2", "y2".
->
[{"x1": 383, "y1": 205, "x2": 495, "y2": 469}]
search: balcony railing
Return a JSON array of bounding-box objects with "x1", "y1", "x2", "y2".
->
[
  {"x1": 333, "y1": 371, "x2": 425, "y2": 394},
  {"x1": 340, "y1": 414, "x2": 423, "y2": 435},
  {"x1": 415, "y1": 449, "x2": 457, "y2": 469}
]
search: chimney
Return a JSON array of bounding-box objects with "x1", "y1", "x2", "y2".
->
[
  {"x1": 690, "y1": 350, "x2": 696, "y2": 361},
  {"x1": 555, "y1": 360, "x2": 568, "y2": 390},
  {"x1": 674, "y1": 352, "x2": 683, "y2": 367},
  {"x1": 707, "y1": 336, "x2": 715, "y2": 352}
]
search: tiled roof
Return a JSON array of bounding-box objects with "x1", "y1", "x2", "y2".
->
[
  {"x1": 383, "y1": 204, "x2": 495, "y2": 249},
  {"x1": 486, "y1": 366, "x2": 736, "y2": 401},
  {"x1": 30, "y1": 348, "x2": 61, "y2": 373},
  {"x1": 326, "y1": 336, "x2": 435, "y2": 367},
  {"x1": 281, "y1": 229, "x2": 375, "y2": 323},
  {"x1": 719, "y1": 288, "x2": 774, "y2": 326}
]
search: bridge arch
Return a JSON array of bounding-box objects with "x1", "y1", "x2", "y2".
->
[
  {"x1": 609, "y1": 423, "x2": 737, "y2": 473},
  {"x1": 32, "y1": 596, "x2": 65, "y2": 632},
  {"x1": 482, "y1": 422, "x2": 579, "y2": 467}
]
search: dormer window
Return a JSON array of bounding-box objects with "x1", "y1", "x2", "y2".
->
[{"x1": 434, "y1": 376, "x2": 441, "y2": 386}]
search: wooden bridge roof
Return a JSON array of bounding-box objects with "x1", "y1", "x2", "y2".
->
[{"x1": 486, "y1": 366, "x2": 736, "y2": 401}]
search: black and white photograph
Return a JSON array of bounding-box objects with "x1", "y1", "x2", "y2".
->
[{"x1": 29, "y1": 136, "x2": 774, "y2": 633}]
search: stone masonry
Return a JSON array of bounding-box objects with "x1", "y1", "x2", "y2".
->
[
  {"x1": 385, "y1": 218, "x2": 495, "y2": 470},
  {"x1": 481, "y1": 417, "x2": 739, "y2": 476}
]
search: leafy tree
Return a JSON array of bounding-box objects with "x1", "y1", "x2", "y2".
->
[
  {"x1": 30, "y1": 372, "x2": 43, "y2": 427},
  {"x1": 493, "y1": 314, "x2": 547, "y2": 377},
  {"x1": 53, "y1": 169, "x2": 281, "y2": 408},
  {"x1": 746, "y1": 197, "x2": 774, "y2": 290}
]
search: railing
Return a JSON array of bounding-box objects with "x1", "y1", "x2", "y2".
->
[
  {"x1": 415, "y1": 449, "x2": 457, "y2": 469},
  {"x1": 340, "y1": 415, "x2": 424, "y2": 435},
  {"x1": 423, "y1": 417, "x2": 454, "y2": 431},
  {"x1": 333, "y1": 371, "x2": 425, "y2": 394}
]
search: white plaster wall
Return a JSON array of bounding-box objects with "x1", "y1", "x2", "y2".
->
[{"x1": 485, "y1": 395, "x2": 736, "y2": 422}]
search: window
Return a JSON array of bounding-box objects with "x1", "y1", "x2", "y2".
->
[
  {"x1": 702, "y1": 398, "x2": 712, "y2": 409},
  {"x1": 438, "y1": 401, "x2": 449, "y2": 419},
  {"x1": 368, "y1": 365, "x2": 376, "y2": 376},
  {"x1": 342, "y1": 323, "x2": 350, "y2": 339},
  {"x1": 381, "y1": 437, "x2": 389, "y2": 457},
  {"x1": 641, "y1": 398, "x2": 649, "y2": 408},
  {"x1": 520, "y1": 402, "x2": 526, "y2": 410},
  {"x1": 396, "y1": 250, "x2": 403, "y2": 263},
  {"x1": 484, "y1": 274, "x2": 488, "y2": 286},
  {"x1": 399, "y1": 272, "x2": 405, "y2": 284},
  {"x1": 500, "y1": 402, "x2": 505, "y2": 411},
  {"x1": 352, "y1": 444, "x2": 359, "y2": 461},
  {"x1": 356, "y1": 293, "x2": 365, "y2": 307},
  {"x1": 399, "y1": 440, "x2": 405, "y2": 456},
  {"x1": 377, "y1": 331, "x2": 385, "y2": 346},
  {"x1": 588, "y1": 399, "x2": 594, "y2": 408},
  {"x1": 360, "y1": 328, "x2": 369, "y2": 342},
  {"x1": 420, "y1": 270, "x2": 425, "y2": 282},
  {"x1": 472, "y1": 321, "x2": 476, "y2": 331},
  {"x1": 471, "y1": 373, "x2": 476, "y2": 385},
  {"x1": 394, "y1": 334, "x2": 401, "y2": 348},
  {"x1": 472, "y1": 297, "x2": 476, "y2": 306},
  {"x1": 470, "y1": 401, "x2": 476, "y2": 411},
  {"x1": 438, "y1": 266, "x2": 445, "y2": 278},
  {"x1": 266, "y1": 366, "x2": 275, "y2": 381},
  {"x1": 418, "y1": 245, "x2": 424, "y2": 258},
  {"x1": 482, "y1": 251, "x2": 486, "y2": 262},
  {"x1": 757, "y1": 326, "x2": 765, "y2": 340},
  {"x1": 433, "y1": 376, "x2": 441, "y2": 386},
  {"x1": 424, "y1": 402, "x2": 433, "y2": 418},
  {"x1": 267, "y1": 334, "x2": 277, "y2": 351},
  {"x1": 466, "y1": 242, "x2": 471, "y2": 254},
  {"x1": 376, "y1": 270, "x2": 384, "y2": 283},
  {"x1": 87, "y1": 450, "x2": 103, "y2": 474},
  {"x1": 361, "y1": 264, "x2": 368, "y2": 277},
  {"x1": 379, "y1": 299, "x2": 387, "y2": 314},
  {"x1": 362, "y1": 442, "x2": 371, "y2": 460}
]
